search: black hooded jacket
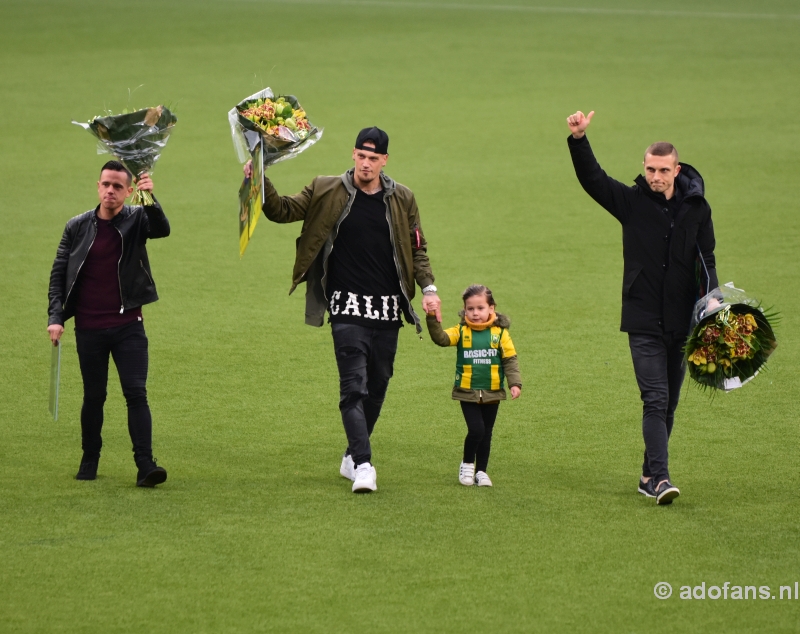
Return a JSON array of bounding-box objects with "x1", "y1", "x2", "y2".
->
[
  {"x1": 568, "y1": 134, "x2": 718, "y2": 336},
  {"x1": 47, "y1": 201, "x2": 170, "y2": 326}
]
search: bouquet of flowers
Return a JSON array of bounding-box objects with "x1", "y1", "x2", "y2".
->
[
  {"x1": 228, "y1": 88, "x2": 322, "y2": 167},
  {"x1": 73, "y1": 105, "x2": 177, "y2": 205},
  {"x1": 229, "y1": 88, "x2": 322, "y2": 256},
  {"x1": 684, "y1": 283, "x2": 778, "y2": 392}
]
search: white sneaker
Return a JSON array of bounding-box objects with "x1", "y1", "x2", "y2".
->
[
  {"x1": 459, "y1": 462, "x2": 475, "y2": 486},
  {"x1": 352, "y1": 462, "x2": 377, "y2": 493},
  {"x1": 340, "y1": 454, "x2": 355, "y2": 481},
  {"x1": 475, "y1": 471, "x2": 493, "y2": 487}
]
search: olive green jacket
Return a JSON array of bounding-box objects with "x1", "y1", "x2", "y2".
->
[
  {"x1": 426, "y1": 313, "x2": 522, "y2": 403},
  {"x1": 262, "y1": 169, "x2": 435, "y2": 333}
]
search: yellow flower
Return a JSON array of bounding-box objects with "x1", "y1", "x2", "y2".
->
[{"x1": 688, "y1": 349, "x2": 706, "y2": 365}]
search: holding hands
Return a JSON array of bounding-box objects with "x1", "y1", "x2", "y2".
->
[
  {"x1": 566, "y1": 110, "x2": 595, "y2": 139},
  {"x1": 422, "y1": 293, "x2": 442, "y2": 323}
]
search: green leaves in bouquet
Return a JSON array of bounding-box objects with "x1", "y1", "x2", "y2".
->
[
  {"x1": 236, "y1": 95, "x2": 316, "y2": 148},
  {"x1": 684, "y1": 304, "x2": 779, "y2": 393}
]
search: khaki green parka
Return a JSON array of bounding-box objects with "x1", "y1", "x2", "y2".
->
[{"x1": 262, "y1": 168, "x2": 435, "y2": 333}]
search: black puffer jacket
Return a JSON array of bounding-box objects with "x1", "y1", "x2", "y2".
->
[
  {"x1": 568, "y1": 135, "x2": 718, "y2": 335},
  {"x1": 48, "y1": 201, "x2": 170, "y2": 326}
]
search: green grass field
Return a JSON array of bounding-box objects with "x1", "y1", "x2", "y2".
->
[{"x1": 1, "y1": 1, "x2": 799, "y2": 632}]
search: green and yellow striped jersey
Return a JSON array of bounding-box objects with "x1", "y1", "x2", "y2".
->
[{"x1": 440, "y1": 323, "x2": 517, "y2": 391}]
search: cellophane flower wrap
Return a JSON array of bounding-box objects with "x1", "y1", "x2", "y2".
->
[
  {"x1": 684, "y1": 283, "x2": 778, "y2": 392},
  {"x1": 229, "y1": 88, "x2": 322, "y2": 257},
  {"x1": 73, "y1": 106, "x2": 177, "y2": 205},
  {"x1": 228, "y1": 88, "x2": 322, "y2": 167}
]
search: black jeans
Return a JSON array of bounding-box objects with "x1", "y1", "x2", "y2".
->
[
  {"x1": 75, "y1": 320, "x2": 153, "y2": 465},
  {"x1": 628, "y1": 332, "x2": 687, "y2": 483},
  {"x1": 331, "y1": 323, "x2": 399, "y2": 467},
  {"x1": 460, "y1": 401, "x2": 499, "y2": 473}
]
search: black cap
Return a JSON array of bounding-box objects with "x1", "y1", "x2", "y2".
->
[{"x1": 355, "y1": 127, "x2": 389, "y2": 154}]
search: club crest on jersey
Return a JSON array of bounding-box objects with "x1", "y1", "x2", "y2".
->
[{"x1": 491, "y1": 333, "x2": 500, "y2": 346}]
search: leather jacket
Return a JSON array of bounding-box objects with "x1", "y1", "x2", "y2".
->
[{"x1": 48, "y1": 200, "x2": 170, "y2": 326}]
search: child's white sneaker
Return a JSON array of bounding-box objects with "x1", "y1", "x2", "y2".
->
[
  {"x1": 352, "y1": 462, "x2": 377, "y2": 493},
  {"x1": 459, "y1": 462, "x2": 475, "y2": 486},
  {"x1": 475, "y1": 471, "x2": 493, "y2": 487},
  {"x1": 340, "y1": 453, "x2": 355, "y2": 481}
]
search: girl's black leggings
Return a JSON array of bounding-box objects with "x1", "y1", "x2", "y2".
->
[{"x1": 460, "y1": 401, "x2": 499, "y2": 473}]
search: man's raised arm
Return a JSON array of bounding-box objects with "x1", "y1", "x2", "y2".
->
[
  {"x1": 566, "y1": 110, "x2": 632, "y2": 223},
  {"x1": 244, "y1": 159, "x2": 311, "y2": 224},
  {"x1": 137, "y1": 174, "x2": 170, "y2": 239}
]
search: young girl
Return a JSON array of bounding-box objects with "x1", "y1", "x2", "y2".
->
[{"x1": 426, "y1": 285, "x2": 522, "y2": 487}]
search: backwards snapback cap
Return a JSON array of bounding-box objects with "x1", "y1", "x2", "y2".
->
[{"x1": 355, "y1": 127, "x2": 389, "y2": 154}]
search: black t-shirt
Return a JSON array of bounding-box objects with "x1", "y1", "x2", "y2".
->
[{"x1": 326, "y1": 188, "x2": 404, "y2": 329}]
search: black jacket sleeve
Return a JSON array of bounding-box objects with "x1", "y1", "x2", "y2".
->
[
  {"x1": 48, "y1": 222, "x2": 74, "y2": 326},
  {"x1": 697, "y1": 209, "x2": 718, "y2": 292},
  {"x1": 141, "y1": 197, "x2": 170, "y2": 240},
  {"x1": 568, "y1": 134, "x2": 633, "y2": 224}
]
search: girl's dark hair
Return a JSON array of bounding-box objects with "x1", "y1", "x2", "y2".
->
[{"x1": 462, "y1": 284, "x2": 496, "y2": 306}]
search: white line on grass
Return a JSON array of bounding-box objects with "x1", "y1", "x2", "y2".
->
[{"x1": 243, "y1": 0, "x2": 800, "y2": 21}]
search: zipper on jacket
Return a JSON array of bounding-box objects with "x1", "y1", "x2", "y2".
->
[
  {"x1": 384, "y1": 194, "x2": 420, "y2": 333},
  {"x1": 317, "y1": 187, "x2": 358, "y2": 301},
  {"x1": 664, "y1": 219, "x2": 675, "y2": 271},
  {"x1": 64, "y1": 217, "x2": 99, "y2": 309},
  {"x1": 140, "y1": 260, "x2": 153, "y2": 285},
  {"x1": 115, "y1": 224, "x2": 125, "y2": 313}
]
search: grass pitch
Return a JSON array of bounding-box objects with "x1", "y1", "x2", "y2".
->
[{"x1": 1, "y1": 1, "x2": 799, "y2": 632}]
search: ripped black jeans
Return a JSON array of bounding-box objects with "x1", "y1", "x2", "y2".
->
[{"x1": 331, "y1": 323, "x2": 399, "y2": 467}]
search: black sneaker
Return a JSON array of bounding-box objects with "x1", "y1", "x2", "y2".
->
[
  {"x1": 638, "y1": 477, "x2": 656, "y2": 498},
  {"x1": 75, "y1": 460, "x2": 98, "y2": 481},
  {"x1": 136, "y1": 459, "x2": 167, "y2": 488},
  {"x1": 656, "y1": 480, "x2": 680, "y2": 505}
]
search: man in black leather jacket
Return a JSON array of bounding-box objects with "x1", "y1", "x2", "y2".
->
[
  {"x1": 566, "y1": 110, "x2": 718, "y2": 506},
  {"x1": 47, "y1": 161, "x2": 170, "y2": 487}
]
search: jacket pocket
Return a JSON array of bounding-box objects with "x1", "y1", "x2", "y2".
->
[
  {"x1": 682, "y1": 219, "x2": 700, "y2": 259},
  {"x1": 622, "y1": 264, "x2": 642, "y2": 299},
  {"x1": 140, "y1": 260, "x2": 154, "y2": 286}
]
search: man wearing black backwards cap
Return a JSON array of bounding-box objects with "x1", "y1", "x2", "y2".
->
[{"x1": 245, "y1": 127, "x2": 440, "y2": 493}]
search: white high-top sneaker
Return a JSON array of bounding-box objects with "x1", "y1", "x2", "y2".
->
[
  {"x1": 459, "y1": 462, "x2": 475, "y2": 486},
  {"x1": 352, "y1": 462, "x2": 377, "y2": 492},
  {"x1": 340, "y1": 454, "x2": 355, "y2": 481}
]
